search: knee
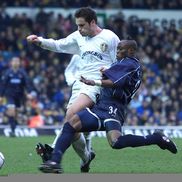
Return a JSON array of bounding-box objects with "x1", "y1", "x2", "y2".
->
[
  {"x1": 66, "y1": 106, "x2": 77, "y2": 121},
  {"x1": 65, "y1": 110, "x2": 73, "y2": 121}
]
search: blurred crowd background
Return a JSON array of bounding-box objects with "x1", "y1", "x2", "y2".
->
[
  {"x1": 0, "y1": 1, "x2": 182, "y2": 128},
  {"x1": 1, "y1": 0, "x2": 182, "y2": 9}
]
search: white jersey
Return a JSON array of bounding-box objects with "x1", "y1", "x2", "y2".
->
[
  {"x1": 64, "y1": 55, "x2": 81, "y2": 86},
  {"x1": 38, "y1": 29, "x2": 120, "y2": 80}
]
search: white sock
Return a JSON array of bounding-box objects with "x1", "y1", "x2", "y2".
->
[
  {"x1": 84, "y1": 132, "x2": 92, "y2": 152},
  {"x1": 72, "y1": 133, "x2": 89, "y2": 163},
  {"x1": 51, "y1": 128, "x2": 63, "y2": 148}
]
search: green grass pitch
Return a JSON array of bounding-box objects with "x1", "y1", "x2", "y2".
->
[{"x1": 0, "y1": 136, "x2": 181, "y2": 175}]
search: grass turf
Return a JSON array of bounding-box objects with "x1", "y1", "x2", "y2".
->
[{"x1": 0, "y1": 136, "x2": 181, "y2": 175}]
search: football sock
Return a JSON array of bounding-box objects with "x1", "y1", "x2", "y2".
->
[
  {"x1": 51, "y1": 127, "x2": 90, "y2": 163},
  {"x1": 84, "y1": 132, "x2": 92, "y2": 152},
  {"x1": 9, "y1": 116, "x2": 17, "y2": 133},
  {"x1": 72, "y1": 133, "x2": 89, "y2": 163},
  {"x1": 51, "y1": 128, "x2": 63, "y2": 148},
  {"x1": 51, "y1": 122, "x2": 76, "y2": 163},
  {"x1": 112, "y1": 134, "x2": 160, "y2": 149}
]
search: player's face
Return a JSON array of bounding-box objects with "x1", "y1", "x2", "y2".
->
[
  {"x1": 75, "y1": 17, "x2": 93, "y2": 36},
  {"x1": 11, "y1": 57, "x2": 21, "y2": 69},
  {"x1": 116, "y1": 42, "x2": 128, "y2": 60}
]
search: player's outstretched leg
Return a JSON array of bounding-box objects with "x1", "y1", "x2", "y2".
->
[
  {"x1": 39, "y1": 160, "x2": 63, "y2": 174},
  {"x1": 36, "y1": 143, "x2": 53, "y2": 162},
  {"x1": 80, "y1": 150, "x2": 96, "y2": 173},
  {"x1": 153, "y1": 131, "x2": 177, "y2": 154}
]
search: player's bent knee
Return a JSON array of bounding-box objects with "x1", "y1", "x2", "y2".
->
[{"x1": 65, "y1": 110, "x2": 74, "y2": 121}]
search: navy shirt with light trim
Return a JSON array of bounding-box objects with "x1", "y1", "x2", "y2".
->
[
  {"x1": 91, "y1": 57, "x2": 142, "y2": 123},
  {"x1": 0, "y1": 68, "x2": 32, "y2": 98}
]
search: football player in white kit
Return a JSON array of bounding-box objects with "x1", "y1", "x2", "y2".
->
[{"x1": 27, "y1": 7, "x2": 120, "y2": 172}]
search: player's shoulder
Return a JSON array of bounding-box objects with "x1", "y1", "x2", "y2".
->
[
  {"x1": 68, "y1": 31, "x2": 85, "y2": 44},
  {"x1": 100, "y1": 29, "x2": 120, "y2": 45},
  {"x1": 123, "y1": 57, "x2": 141, "y2": 68},
  {"x1": 102, "y1": 29, "x2": 119, "y2": 38},
  {"x1": 69, "y1": 31, "x2": 82, "y2": 38},
  {"x1": 127, "y1": 57, "x2": 140, "y2": 64}
]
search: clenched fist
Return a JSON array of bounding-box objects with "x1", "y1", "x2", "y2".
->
[{"x1": 26, "y1": 35, "x2": 41, "y2": 45}]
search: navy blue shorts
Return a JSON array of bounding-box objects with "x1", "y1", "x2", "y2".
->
[
  {"x1": 6, "y1": 96, "x2": 22, "y2": 108},
  {"x1": 77, "y1": 108, "x2": 123, "y2": 133}
]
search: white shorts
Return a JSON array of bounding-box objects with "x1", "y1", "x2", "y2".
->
[{"x1": 67, "y1": 80, "x2": 101, "y2": 108}]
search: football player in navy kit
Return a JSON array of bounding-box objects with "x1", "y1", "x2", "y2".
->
[{"x1": 0, "y1": 57, "x2": 33, "y2": 137}]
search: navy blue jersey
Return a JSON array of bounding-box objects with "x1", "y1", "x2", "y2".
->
[
  {"x1": 91, "y1": 57, "x2": 142, "y2": 123},
  {"x1": 0, "y1": 68, "x2": 32, "y2": 99}
]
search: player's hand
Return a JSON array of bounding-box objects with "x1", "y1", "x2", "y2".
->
[
  {"x1": 100, "y1": 66, "x2": 107, "y2": 74},
  {"x1": 26, "y1": 35, "x2": 41, "y2": 45},
  {"x1": 80, "y1": 76, "x2": 95, "y2": 86}
]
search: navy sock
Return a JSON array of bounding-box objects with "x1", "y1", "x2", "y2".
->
[
  {"x1": 112, "y1": 134, "x2": 160, "y2": 149},
  {"x1": 8, "y1": 117, "x2": 17, "y2": 133},
  {"x1": 145, "y1": 134, "x2": 161, "y2": 145},
  {"x1": 51, "y1": 122, "x2": 76, "y2": 163}
]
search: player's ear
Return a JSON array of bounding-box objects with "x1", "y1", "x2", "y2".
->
[{"x1": 90, "y1": 19, "x2": 96, "y2": 25}]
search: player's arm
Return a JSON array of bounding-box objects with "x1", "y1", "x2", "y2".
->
[
  {"x1": 26, "y1": 32, "x2": 80, "y2": 54},
  {"x1": 65, "y1": 55, "x2": 80, "y2": 86},
  {"x1": 80, "y1": 76, "x2": 114, "y2": 88}
]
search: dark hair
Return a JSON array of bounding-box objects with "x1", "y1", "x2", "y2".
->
[
  {"x1": 74, "y1": 7, "x2": 97, "y2": 24},
  {"x1": 121, "y1": 35, "x2": 137, "y2": 50},
  {"x1": 128, "y1": 40, "x2": 137, "y2": 50}
]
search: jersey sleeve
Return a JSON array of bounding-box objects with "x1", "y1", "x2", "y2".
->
[
  {"x1": 107, "y1": 31, "x2": 120, "y2": 64},
  {"x1": 103, "y1": 60, "x2": 137, "y2": 87},
  {"x1": 64, "y1": 55, "x2": 81, "y2": 86},
  {"x1": 39, "y1": 31, "x2": 80, "y2": 55}
]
